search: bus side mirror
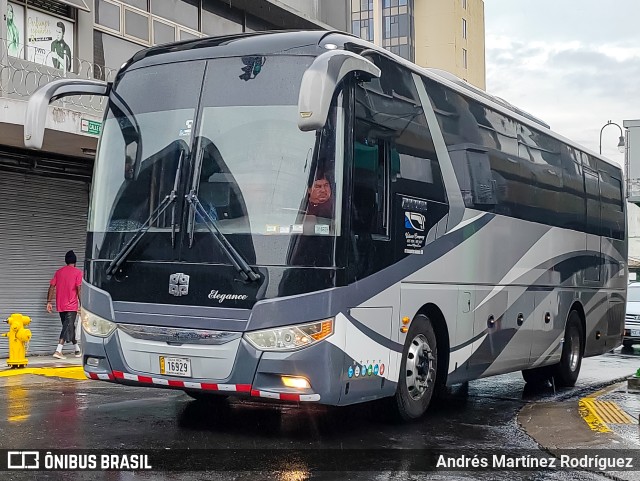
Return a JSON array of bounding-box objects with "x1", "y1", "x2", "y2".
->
[
  {"x1": 297, "y1": 50, "x2": 380, "y2": 132},
  {"x1": 24, "y1": 78, "x2": 110, "y2": 150}
]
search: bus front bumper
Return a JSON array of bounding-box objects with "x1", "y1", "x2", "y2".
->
[{"x1": 81, "y1": 326, "x2": 344, "y2": 405}]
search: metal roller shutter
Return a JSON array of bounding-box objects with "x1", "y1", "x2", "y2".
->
[{"x1": 0, "y1": 170, "x2": 89, "y2": 357}]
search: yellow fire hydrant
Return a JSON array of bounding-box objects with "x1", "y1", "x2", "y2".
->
[{"x1": 2, "y1": 313, "x2": 32, "y2": 368}]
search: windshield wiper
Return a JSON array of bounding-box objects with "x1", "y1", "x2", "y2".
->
[
  {"x1": 106, "y1": 150, "x2": 185, "y2": 277},
  {"x1": 185, "y1": 191, "x2": 260, "y2": 282}
]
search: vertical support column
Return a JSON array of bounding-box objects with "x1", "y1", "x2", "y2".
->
[
  {"x1": 76, "y1": 0, "x2": 96, "y2": 77},
  {"x1": 372, "y1": 0, "x2": 382, "y2": 47}
]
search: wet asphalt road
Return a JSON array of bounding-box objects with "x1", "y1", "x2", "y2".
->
[{"x1": 0, "y1": 348, "x2": 638, "y2": 481}]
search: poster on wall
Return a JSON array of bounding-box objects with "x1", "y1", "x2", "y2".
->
[
  {"x1": 26, "y1": 10, "x2": 74, "y2": 72},
  {"x1": 6, "y1": 2, "x2": 26, "y2": 58}
]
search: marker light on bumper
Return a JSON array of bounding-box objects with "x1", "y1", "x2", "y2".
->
[
  {"x1": 80, "y1": 307, "x2": 117, "y2": 337},
  {"x1": 244, "y1": 318, "x2": 334, "y2": 351},
  {"x1": 281, "y1": 376, "x2": 311, "y2": 389}
]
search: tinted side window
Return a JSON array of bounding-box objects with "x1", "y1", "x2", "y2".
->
[
  {"x1": 519, "y1": 128, "x2": 564, "y2": 225},
  {"x1": 598, "y1": 161, "x2": 625, "y2": 240},
  {"x1": 584, "y1": 168, "x2": 601, "y2": 237},
  {"x1": 355, "y1": 56, "x2": 446, "y2": 234},
  {"x1": 559, "y1": 145, "x2": 586, "y2": 231},
  {"x1": 422, "y1": 76, "x2": 619, "y2": 239}
]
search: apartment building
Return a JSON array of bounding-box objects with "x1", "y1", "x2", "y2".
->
[{"x1": 350, "y1": 0, "x2": 486, "y2": 89}]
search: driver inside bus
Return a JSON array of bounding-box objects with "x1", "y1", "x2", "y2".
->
[{"x1": 306, "y1": 171, "x2": 334, "y2": 219}]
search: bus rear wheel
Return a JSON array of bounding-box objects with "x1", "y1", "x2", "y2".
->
[
  {"x1": 394, "y1": 314, "x2": 438, "y2": 421},
  {"x1": 551, "y1": 310, "x2": 584, "y2": 387}
]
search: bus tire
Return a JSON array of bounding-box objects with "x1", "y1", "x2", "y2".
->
[
  {"x1": 394, "y1": 314, "x2": 438, "y2": 421},
  {"x1": 551, "y1": 310, "x2": 584, "y2": 387},
  {"x1": 622, "y1": 340, "x2": 634, "y2": 348}
]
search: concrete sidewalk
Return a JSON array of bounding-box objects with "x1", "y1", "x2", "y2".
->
[
  {"x1": 520, "y1": 377, "x2": 640, "y2": 481},
  {"x1": 0, "y1": 353, "x2": 83, "y2": 371}
]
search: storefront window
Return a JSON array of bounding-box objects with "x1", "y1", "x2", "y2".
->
[
  {"x1": 202, "y1": 0, "x2": 243, "y2": 36},
  {"x1": 153, "y1": 20, "x2": 176, "y2": 45},
  {"x1": 95, "y1": 0, "x2": 120, "y2": 31},
  {"x1": 150, "y1": 0, "x2": 199, "y2": 31},
  {"x1": 121, "y1": 0, "x2": 147, "y2": 10},
  {"x1": 124, "y1": 8, "x2": 149, "y2": 42},
  {"x1": 93, "y1": 30, "x2": 143, "y2": 79}
]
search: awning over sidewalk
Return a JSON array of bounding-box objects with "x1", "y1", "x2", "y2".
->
[{"x1": 55, "y1": 0, "x2": 90, "y2": 12}]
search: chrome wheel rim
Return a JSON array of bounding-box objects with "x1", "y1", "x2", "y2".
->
[
  {"x1": 405, "y1": 334, "x2": 435, "y2": 401},
  {"x1": 568, "y1": 327, "x2": 580, "y2": 372}
]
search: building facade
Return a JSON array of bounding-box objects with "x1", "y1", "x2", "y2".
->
[
  {"x1": 350, "y1": 0, "x2": 486, "y2": 89},
  {"x1": 0, "y1": 0, "x2": 346, "y2": 357}
]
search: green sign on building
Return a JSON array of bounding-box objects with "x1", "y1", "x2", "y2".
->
[{"x1": 81, "y1": 119, "x2": 102, "y2": 136}]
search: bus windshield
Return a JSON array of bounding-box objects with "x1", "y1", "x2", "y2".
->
[{"x1": 88, "y1": 55, "x2": 344, "y2": 267}]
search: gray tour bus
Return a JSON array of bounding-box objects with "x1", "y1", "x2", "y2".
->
[{"x1": 24, "y1": 31, "x2": 626, "y2": 419}]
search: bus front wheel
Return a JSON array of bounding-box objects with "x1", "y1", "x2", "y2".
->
[
  {"x1": 394, "y1": 314, "x2": 438, "y2": 420},
  {"x1": 551, "y1": 310, "x2": 584, "y2": 387}
]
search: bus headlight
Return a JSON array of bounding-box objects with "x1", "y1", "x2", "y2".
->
[
  {"x1": 80, "y1": 307, "x2": 117, "y2": 337},
  {"x1": 244, "y1": 318, "x2": 334, "y2": 351}
]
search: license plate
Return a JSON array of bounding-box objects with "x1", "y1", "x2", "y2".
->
[
  {"x1": 632, "y1": 330, "x2": 640, "y2": 337},
  {"x1": 159, "y1": 356, "x2": 192, "y2": 377}
]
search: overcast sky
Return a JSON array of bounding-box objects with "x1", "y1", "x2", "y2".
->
[{"x1": 484, "y1": 0, "x2": 640, "y2": 166}]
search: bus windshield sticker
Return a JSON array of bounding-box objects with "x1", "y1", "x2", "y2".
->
[
  {"x1": 315, "y1": 224, "x2": 330, "y2": 235},
  {"x1": 179, "y1": 119, "x2": 193, "y2": 137},
  {"x1": 265, "y1": 224, "x2": 278, "y2": 234},
  {"x1": 291, "y1": 224, "x2": 304, "y2": 233}
]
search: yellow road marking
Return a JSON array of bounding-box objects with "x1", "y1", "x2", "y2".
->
[
  {"x1": 579, "y1": 398, "x2": 612, "y2": 432},
  {"x1": 579, "y1": 396, "x2": 635, "y2": 432},
  {"x1": 0, "y1": 366, "x2": 87, "y2": 380}
]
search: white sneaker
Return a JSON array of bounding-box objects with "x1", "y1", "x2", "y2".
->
[
  {"x1": 74, "y1": 352, "x2": 82, "y2": 358},
  {"x1": 53, "y1": 352, "x2": 66, "y2": 360}
]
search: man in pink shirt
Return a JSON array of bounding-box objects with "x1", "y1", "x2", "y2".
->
[{"x1": 46, "y1": 250, "x2": 82, "y2": 359}]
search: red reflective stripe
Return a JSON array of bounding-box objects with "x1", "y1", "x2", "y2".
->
[
  {"x1": 236, "y1": 384, "x2": 252, "y2": 392},
  {"x1": 201, "y1": 383, "x2": 218, "y2": 390},
  {"x1": 113, "y1": 371, "x2": 124, "y2": 379},
  {"x1": 168, "y1": 380, "x2": 185, "y2": 387},
  {"x1": 87, "y1": 372, "x2": 99, "y2": 380},
  {"x1": 279, "y1": 393, "x2": 301, "y2": 402},
  {"x1": 107, "y1": 374, "x2": 115, "y2": 381},
  {"x1": 250, "y1": 389, "x2": 261, "y2": 397},
  {"x1": 138, "y1": 376, "x2": 153, "y2": 383}
]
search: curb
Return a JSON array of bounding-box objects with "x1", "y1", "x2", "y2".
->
[{"x1": 0, "y1": 366, "x2": 87, "y2": 380}]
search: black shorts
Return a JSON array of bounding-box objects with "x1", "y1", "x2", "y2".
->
[{"x1": 59, "y1": 311, "x2": 77, "y2": 343}]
